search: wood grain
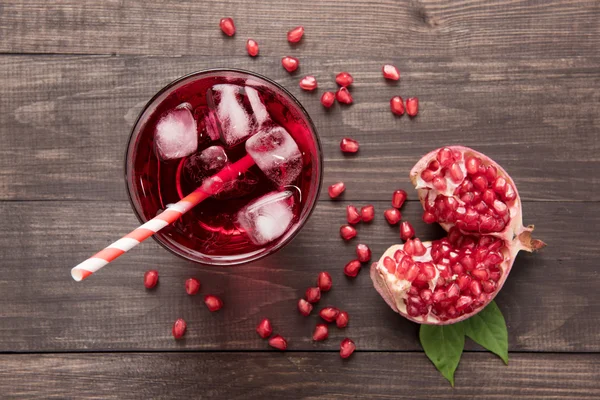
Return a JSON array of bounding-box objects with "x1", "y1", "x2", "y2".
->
[{"x1": 0, "y1": 352, "x2": 598, "y2": 399}]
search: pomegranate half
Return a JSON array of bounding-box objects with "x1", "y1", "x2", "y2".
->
[{"x1": 371, "y1": 146, "x2": 545, "y2": 324}]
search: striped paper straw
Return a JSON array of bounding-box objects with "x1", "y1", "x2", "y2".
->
[{"x1": 71, "y1": 154, "x2": 255, "y2": 282}]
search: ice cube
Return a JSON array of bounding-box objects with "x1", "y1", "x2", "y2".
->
[
  {"x1": 155, "y1": 106, "x2": 198, "y2": 160},
  {"x1": 245, "y1": 126, "x2": 303, "y2": 187},
  {"x1": 206, "y1": 84, "x2": 271, "y2": 148},
  {"x1": 237, "y1": 190, "x2": 295, "y2": 245}
]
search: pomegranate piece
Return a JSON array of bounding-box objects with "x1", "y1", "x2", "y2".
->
[
  {"x1": 344, "y1": 260, "x2": 362, "y2": 277},
  {"x1": 406, "y1": 97, "x2": 418, "y2": 117},
  {"x1": 204, "y1": 295, "x2": 223, "y2": 311},
  {"x1": 400, "y1": 221, "x2": 415, "y2": 241},
  {"x1": 185, "y1": 277, "x2": 201, "y2": 295},
  {"x1": 335, "y1": 72, "x2": 354, "y2": 87},
  {"x1": 347, "y1": 205, "x2": 361, "y2": 225},
  {"x1": 371, "y1": 146, "x2": 545, "y2": 325},
  {"x1": 299, "y1": 76, "x2": 317, "y2": 91},
  {"x1": 172, "y1": 318, "x2": 187, "y2": 339},
  {"x1": 390, "y1": 96, "x2": 405, "y2": 116},
  {"x1": 287, "y1": 26, "x2": 304, "y2": 43},
  {"x1": 384, "y1": 208, "x2": 402, "y2": 225},
  {"x1": 340, "y1": 338, "x2": 356, "y2": 359},
  {"x1": 328, "y1": 182, "x2": 345, "y2": 199},
  {"x1": 143, "y1": 270, "x2": 159, "y2": 289},
  {"x1": 340, "y1": 225, "x2": 357, "y2": 240},
  {"x1": 340, "y1": 138, "x2": 359, "y2": 153},
  {"x1": 256, "y1": 318, "x2": 273, "y2": 339},
  {"x1": 336, "y1": 311, "x2": 349, "y2": 328},
  {"x1": 321, "y1": 91, "x2": 336, "y2": 108},
  {"x1": 305, "y1": 287, "x2": 321, "y2": 303},
  {"x1": 313, "y1": 324, "x2": 329, "y2": 341},
  {"x1": 382, "y1": 64, "x2": 400, "y2": 81},
  {"x1": 336, "y1": 87, "x2": 353, "y2": 104},
  {"x1": 361, "y1": 205, "x2": 375, "y2": 222},
  {"x1": 392, "y1": 189, "x2": 407, "y2": 208},
  {"x1": 246, "y1": 39, "x2": 259, "y2": 57},
  {"x1": 317, "y1": 272, "x2": 333, "y2": 292},
  {"x1": 281, "y1": 56, "x2": 299, "y2": 72},
  {"x1": 298, "y1": 298, "x2": 313, "y2": 316},
  {"x1": 356, "y1": 244, "x2": 372, "y2": 262},
  {"x1": 268, "y1": 334, "x2": 288, "y2": 350},
  {"x1": 219, "y1": 17, "x2": 236, "y2": 36},
  {"x1": 319, "y1": 307, "x2": 340, "y2": 322}
]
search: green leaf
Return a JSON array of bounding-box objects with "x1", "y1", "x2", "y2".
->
[
  {"x1": 461, "y1": 301, "x2": 509, "y2": 364},
  {"x1": 419, "y1": 324, "x2": 465, "y2": 387}
]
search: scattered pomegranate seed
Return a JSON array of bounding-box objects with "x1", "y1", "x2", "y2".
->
[
  {"x1": 392, "y1": 190, "x2": 407, "y2": 208},
  {"x1": 219, "y1": 17, "x2": 236, "y2": 36},
  {"x1": 287, "y1": 26, "x2": 304, "y2": 43},
  {"x1": 143, "y1": 270, "x2": 159, "y2": 289},
  {"x1": 313, "y1": 324, "x2": 329, "y2": 341},
  {"x1": 298, "y1": 298, "x2": 313, "y2": 316},
  {"x1": 340, "y1": 138, "x2": 359, "y2": 153},
  {"x1": 336, "y1": 311, "x2": 349, "y2": 328},
  {"x1": 319, "y1": 307, "x2": 340, "y2": 322},
  {"x1": 305, "y1": 287, "x2": 321, "y2": 303},
  {"x1": 356, "y1": 244, "x2": 372, "y2": 262},
  {"x1": 400, "y1": 221, "x2": 415, "y2": 241},
  {"x1": 340, "y1": 225, "x2": 357, "y2": 240},
  {"x1": 246, "y1": 39, "x2": 259, "y2": 57},
  {"x1": 321, "y1": 91, "x2": 336, "y2": 108},
  {"x1": 299, "y1": 76, "x2": 317, "y2": 91},
  {"x1": 256, "y1": 318, "x2": 273, "y2": 339},
  {"x1": 340, "y1": 338, "x2": 356, "y2": 359},
  {"x1": 328, "y1": 182, "x2": 345, "y2": 198},
  {"x1": 335, "y1": 72, "x2": 354, "y2": 87},
  {"x1": 382, "y1": 64, "x2": 400, "y2": 80},
  {"x1": 172, "y1": 318, "x2": 187, "y2": 339},
  {"x1": 204, "y1": 295, "x2": 223, "y2": 312},
  {"x1": 360, "y1": 205, "x2": 375, "y2": 222},
  {"x1": 344, "y1": 260, "x2": 362, "y2": 277},
  {"x1": 281, "y1": 56, "x2": 299, "y2": 72},
  {"x1": 336, "y1": 87, "x2": 353, "y2": 104},
  {"x1": 185, "y1": 278, "x2": 201, "y2": 295},
  {"x1": 317, "y1": 272, "x2": 333, "y2": 292},
  {"x1": 347, "y1": 205, "x2": 361, "y2": 225},
  {"x1": 384, "y1": 208, "x2": 402, "y2": 225},
  {"x1": 406, "y1": 97, "x2": 419, "y2": 117},
  {"x1": 390, "y1": 96, "x2": 405, "y2": 116},
  {"x1": 268, "y1": 334, "x2": 288, "y2": 350}
]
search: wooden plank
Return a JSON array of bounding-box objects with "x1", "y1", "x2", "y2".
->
[
  {"x1": 0, "y1": 352, "x2": 598, "y2": 399},
  {"x1": 0, "y1": 0, "x2": 598, "y2": 59},
  {"x1": 0, "y1": 55, "x2": 598, "y2": 202},
  {"x1": 0, "y1": 200, "x2": 597, "y2": 352}
]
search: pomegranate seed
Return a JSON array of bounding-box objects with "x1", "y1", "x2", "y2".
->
[
  {"x1": 449, "y1": 163, "x2": 464, "y2": 183},
  {"x1": 361, "y1": 205, "x2": 375, "y2": 222},
  {"x1": 204, "y1": 295, "x2": 223, "y2": 311},
  {"x1": 256, "y1": 318, "x2": 273, "y2": 339},
  {"x1": 335, "y1": 72, "x2": 354, "y2": 87},
  {"x1": 336, "y1": 311, "x2": 349, "y2": 328},
  {"x1": 493, "y1": 177, "x2": 507, "y2": 193},
  {"x1": 344, "y1": 260, "x2": 362, "y2": 277},
  {"x1": 143, "y1": 270, "x2": 159, "y2": 289},
  {"x1": 472, "y1": 175, "x2": 488, "y2": 191},
  {"x1": 420, "y1": 289, "x2": 433, "y2": 304},
  {"x1": 382, "y1": 64, "x2": 400, "y2": 80},
  {"x1": 281, "y1": 56, "x2": 299, "y2": 72},
  {"x1": 455, "y1": 295, "x2": 473, "y2": 312},
  {"x1": 340, "y1": 338, "x2": 356, "y2": 359},
  {"x1": 319, "y1": 307, "x2": 340, "y2": 322},
  {"x1": 347, "y1": 205, "x2": 361, "y2": 224},
  {"x1": 432, "y1": 176, "x2": 447, "y2": 191},
  {"x1": 503, "y1": 183, "x2": 516, "y2": 201},
  {"x1": 317, "y1": 272, "x2": 333, "y2": 292},
  {"x1": 287, "y1": 26, "x2": 304, "y2": 43},
  {"x1": 328, "y1": 182, "x2": 345, "y2": 198},
  {"x1": 400, "y1": 221, "x2": 415, "y2": 241},
  {"x1": 421, "y1": 169, "x2": 435, "y2": 182},
  {"x1": 392, "y1": 190, "x2": 407, "y2": 208},
  {"x1": 305, "y1": 287, "x2": 321, "y2": 303},
  {"x1": 405, "y1": 264, "x2": 420, "y2": 282},
  {"x1": 486, "y1": 165, "x2": 498, "y2": 181},
  {"x1": 299, "y1": 76, "x2": 317, "y2": 91},
  {"x1": 465, "y1": 156, "x2": 481, "y2": 175},
  {"x1": 219, "y1": 17, "x2": 236, "y2": 36},
  {"x1": 390, "y1": 96, "x2": 405, "y2": 116},
  {"x1": 340, "y1": 225, "x2": 357, "y2": 240},
  {"x1": 321, "y1": 91, "x2": 336, "y2": 108},
  {"x1": 413, "y1": 238, "x2": 427, "y2": 256},
  {"x1": 172, "y1": 318, "x2": 187, "y2": 339},
  {"x1": 437, "y1": 148, "x2": 454, "y2": 167},
  {"x1": 340, "y1": 138, "x2": 359, "y2": 153},
  {"x1": 384, "y1": 208, "x2": 402, "y2": 224},
  {"x1": 482, "y1": 280, "x2": 497, "y2": 293},
  {"x1": 470, "y1": 280, "x2": 482, "y2": 296},
  {"x1": 356, "y1": 244, "x2": 372, "y2": 262},
  {"x1": 298, "y1": 298, "x2": 313, "y2": 316},
  {"x1": 406, "y1": 97, "x2": 419, "y2": 117},
  {"x1": 383, "y1": 256, "x2": 396, "y2": 274},
  {"x1": 471, "y1": 268, "x2": 489, "y2": 281},
  {"x1": 246, "y1": 39, "x2": 259, "y2": 57},
  {"x1": 313, "y1": 324, "x2": 329, "y2": 341},
  {"x1": 185, "y1": 278, "x2": 201, "y2": 295},
  {"x1": 336, "y1": 87, "x2": 353, "y2": 104},
  {"x1": 268, "y1": 334, "x2": 287, "y2": 350}
]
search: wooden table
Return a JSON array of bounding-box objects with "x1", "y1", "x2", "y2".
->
[{"x1": 1, "y1": 1, "x2": 599, "y2": 398}]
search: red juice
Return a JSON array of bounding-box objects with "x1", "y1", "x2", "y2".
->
[{"x1": 125, "y1": 70, "x2": 322, "y2": 265}]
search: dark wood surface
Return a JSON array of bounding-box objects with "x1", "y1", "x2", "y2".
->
[{"x1": 0, "y1": 0, "x2": 599, "y2": 398}]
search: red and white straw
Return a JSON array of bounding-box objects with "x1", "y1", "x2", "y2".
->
[{"x1": 71, "y1": 154, "x2": 255, "y2": 282}]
